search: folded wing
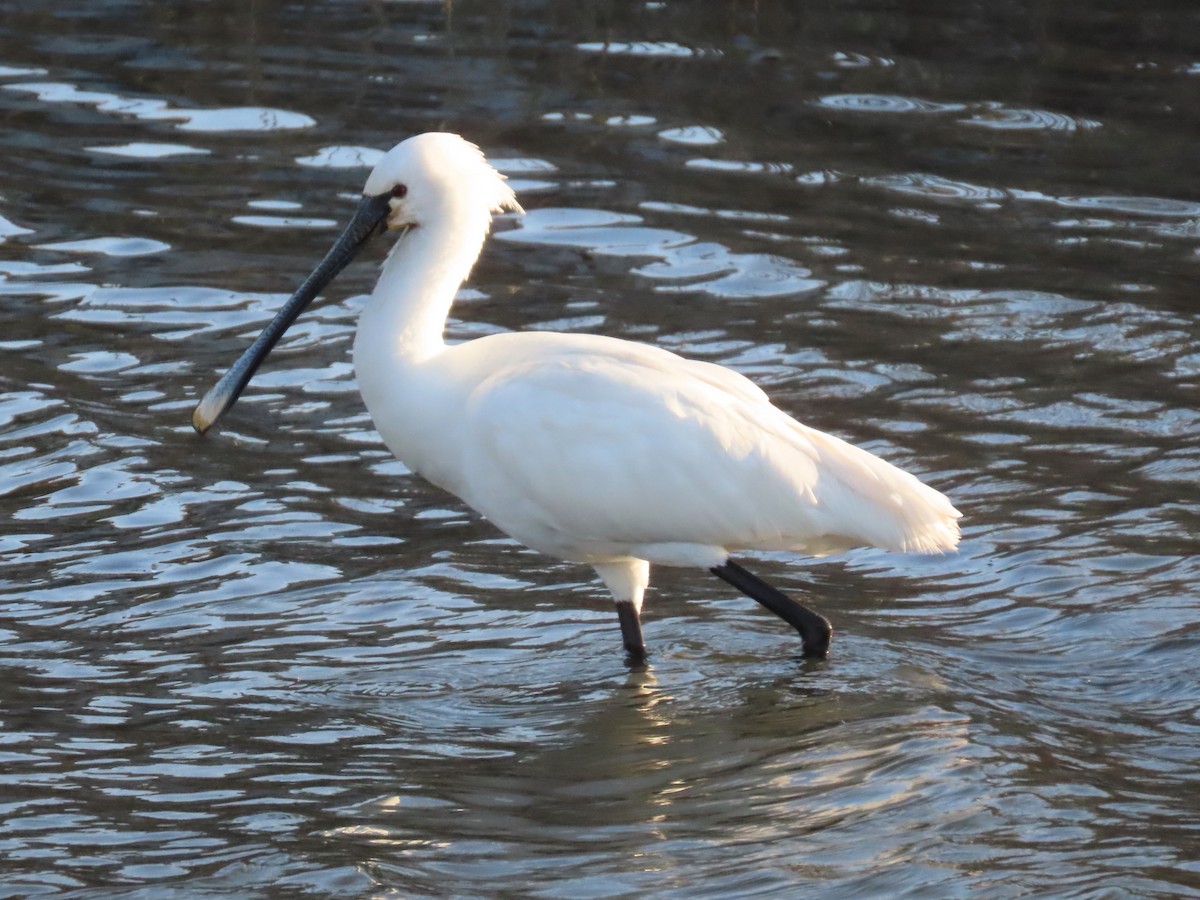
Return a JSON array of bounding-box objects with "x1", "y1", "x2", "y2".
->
[{"x1": 460, "y1": 344, "x2": 960, "y2": 561}]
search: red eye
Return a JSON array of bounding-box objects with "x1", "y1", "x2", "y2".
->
[{"x1": 391, "y1": 184, "x2": 408, "y2": 198}]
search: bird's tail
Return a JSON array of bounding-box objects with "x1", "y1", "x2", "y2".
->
[{"x1": 800, "y1": 424, "x2": 962, "y2": 555}]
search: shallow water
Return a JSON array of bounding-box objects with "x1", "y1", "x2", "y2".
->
[{"x1": 1, "y1": 1, "x2": 1198, "y2": 896}]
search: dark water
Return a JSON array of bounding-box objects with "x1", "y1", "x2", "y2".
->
[{"x1": 1, "y1": 1, "x2": 1198, "y2": 896}]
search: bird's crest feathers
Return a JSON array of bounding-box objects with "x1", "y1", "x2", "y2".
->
[{"x1": 364, "y1": 132, "x2": 523, "y2": 217}]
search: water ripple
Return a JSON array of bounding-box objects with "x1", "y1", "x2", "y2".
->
[
  {"x1": 815, "y1": 94, "x2": 966, "y2": 114},
  {"x1": 961, "y1": 102, "x2": 1102, "y2": 131},
  {"x1": 863, "y1": 172, "x2": 1007, "y2": 203},
  {"x1": 685, "y1": 159, "x2": 794, "y2": 175},
  {"x1": 635, "y1": 243, "x2": 823, "y2": 298},
  {"x1": 1048, "y1": 194, "x2": 1200, "y2": 217}
]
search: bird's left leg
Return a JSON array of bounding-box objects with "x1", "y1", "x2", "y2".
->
[
  {"x1": 593, "y1": 559, "x2": 651, "y2": 663},
  {"x1": 615, "y1": 601, "x2": 646, "y2": 662},
  {"x1": 711, "y1": 558, "x2": 832, "y2": 658}
]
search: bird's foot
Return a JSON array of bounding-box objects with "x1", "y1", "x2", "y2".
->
[
  {"x1": 800, "y1": 615, "x2": 833, "y2": 659},
  {"x1": 711, "y1": 559, "x2": 834, "y2": 658}
]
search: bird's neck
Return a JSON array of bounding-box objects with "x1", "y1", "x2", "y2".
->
[{"x1": 357, "y1": 212, "x2": 489, "y2": 364}]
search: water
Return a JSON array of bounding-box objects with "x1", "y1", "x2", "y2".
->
[{"x1": 1, "y1": 1, "x2": 1198, "y2": 895}]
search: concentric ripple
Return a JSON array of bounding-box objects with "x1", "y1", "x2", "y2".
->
[
  {"x1": 815, "y1": 93, "x2": 966, "y2": 114},
  {"x1": 961, "y1": 103, "x2": 1102, "y2": 131}
]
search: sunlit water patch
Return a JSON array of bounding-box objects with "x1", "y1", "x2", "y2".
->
[
  {"x1": 37, "y1": 237, "x2": 170, "y2": 256},
  {"x1": 0, "y1": 64, "x2": 47, "y2": 77},
  {"x1": 639, "y1": 201, "x2": 790, "y2": 224},
  {"x1": 658, "y1": 125, "x2": 725, "y2": 145},
  {"x1": 491, "y1": 157, "x2": 558, "y2": 175},
  {"x1": 499, "y1": 207, "x2": 822, "y2": 299},
  {"x1": 828, "y1": 51, "x2": 896, "y2": 69},
  {"x1": 85, "y1": 142, "x2": 211, "y2": 159},
  {"x1": 4, "y1": 80, "x2": 315, "y2": 132},
  {"x1": 576, "y1": 41, "x2": 720, "y2": 59},
  {"x1": 296, "y1": 146, "x2": 386, "y2": 169},
  {"x1": 0, "y1": 213, "x2": 32, "y2": 240},
  {"x1": 231, "y1": 215, "x2": 339, "y2": 230}
]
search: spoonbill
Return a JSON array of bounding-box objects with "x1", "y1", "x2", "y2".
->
[{"x1": 193, "y1": 133, "x2": 960, "y2": 662}]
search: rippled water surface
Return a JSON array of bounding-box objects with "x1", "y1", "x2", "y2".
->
[{"x1": 2, "y1": 1, "x2": 1198, "y2": 896}]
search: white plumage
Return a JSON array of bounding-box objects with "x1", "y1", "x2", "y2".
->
[{"x1": 195, "y1": 132, "x2": 961, "y2": 661}]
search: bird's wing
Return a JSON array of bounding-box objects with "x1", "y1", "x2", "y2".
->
[{"x1": 459, "y1": 347, "x2": 959, "y2": 560}]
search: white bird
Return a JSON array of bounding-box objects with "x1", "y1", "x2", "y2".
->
[{"x1": 193, "y1": 132, "x2": 961, "y2": 662}]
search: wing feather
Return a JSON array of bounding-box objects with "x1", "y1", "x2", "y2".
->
[{"x1": 458, "y1": 344, "x2": 959, "y2": 562}]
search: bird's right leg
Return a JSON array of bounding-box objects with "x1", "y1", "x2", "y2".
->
[{"x1": 710, "y1": 558, "x2": 832, "y2": 658}]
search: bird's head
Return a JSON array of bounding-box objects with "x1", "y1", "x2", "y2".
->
[
  {"x1": 191, "y1": 132, "x2": 521, "y2": 435},
  {"x1": 364, "y1": 132, "x2": 523, "y2": 232}
]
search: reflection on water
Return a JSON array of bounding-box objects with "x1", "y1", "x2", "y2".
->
[{"x1": 1, "y1": 0, "x2": 1198, "y2": 895}]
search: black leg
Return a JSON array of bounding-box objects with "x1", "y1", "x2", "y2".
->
[
  {"x1": 615, "y1": 600, "x2": 647, "y2": 663},
  {"x1": 710, "y1": 559, "x2": 832, "y2": 658}
]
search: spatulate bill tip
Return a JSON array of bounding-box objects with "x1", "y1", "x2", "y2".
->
[{"x1": 191, "y1": 392, "x2": 227, "y2": 435}]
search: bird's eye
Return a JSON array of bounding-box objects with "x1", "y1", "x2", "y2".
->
[{"x1": 391, "y1": 184, "x2": 408, "y2": 199}]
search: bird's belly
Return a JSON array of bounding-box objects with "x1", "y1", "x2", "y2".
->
[
  {"x1": 457, "y1": 481, "x2": 728, "y2": 568},
  {"x1": 483, "y1": 518, "x2": 728, "y2": 569}
]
